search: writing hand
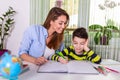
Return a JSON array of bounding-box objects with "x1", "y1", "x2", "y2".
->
[
  {"x1": 34, "y1": 57, "x2": 48, "y2": 65},
  {"x1": 58, "y1": 56, "x2": 68, "y2": 64}
]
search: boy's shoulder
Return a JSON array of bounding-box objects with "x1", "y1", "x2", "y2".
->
[{"x1": 67, "y1": 45, "x2": 74, "y2": 50}]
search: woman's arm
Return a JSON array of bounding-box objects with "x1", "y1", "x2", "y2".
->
[
  {"x1": 20, "y1": 53, "x2": 47, "y2": 65},
  {"x1": 19, "y1": 26, "x2": 48, "y2": 65}
]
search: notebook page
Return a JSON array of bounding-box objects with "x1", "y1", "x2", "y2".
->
[
  {"x1": 67, "y1": 61, "x2": 99, "y2": 74},
  {"x1": 37, "y1": 61, "x2": 67, "y2": 73}
]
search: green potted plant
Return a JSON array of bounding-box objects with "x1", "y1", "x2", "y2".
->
[
  {"x1": 0, "y1": 7, "x2": 16, "y2": 56},
  {"x1": 89, "y1": 24, "x2": 118, "y2": 45}
]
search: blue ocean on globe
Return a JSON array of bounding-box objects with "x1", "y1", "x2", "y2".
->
[{"x1": 0, "y1": 52, "x2": 22, "y2": 80}]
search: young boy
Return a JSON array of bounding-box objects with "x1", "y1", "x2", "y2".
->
[{"x1": 50, "y1": 27, "x2": 101, "y2": 64}]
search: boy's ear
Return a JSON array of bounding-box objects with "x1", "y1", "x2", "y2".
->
[
  {"x1": 86, "y1": 39, "x2": 89, "y2": 43},
  {"x1": 71, "y1": 40, "x2": 74, "y2": 45}
]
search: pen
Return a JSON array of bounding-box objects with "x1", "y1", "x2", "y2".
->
[
  {"x1": 105, "y1": 67, "x2": 119, "y2": 73},
  {"x1": 56, "y1": 51, "x2": 66, "y2": 59}
]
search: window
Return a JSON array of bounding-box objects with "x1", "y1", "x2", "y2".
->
[
  {"x1": 50, "y1": 0, "x2": 79, "y2": 29},
  {"x1": 30, "y1": 0, "x2": 79, "y2": 47},
  {"x1": 89, "y1": 0, "x2": 120, "y2": 61},
  {"x1": 50, "y1": 0, "x2": 79, "y2": 47},
  {"x1": 89, "y1": 0, "x2": 120, "y2": 28},
  {"x1": 30, "y1": 0, "x2": 79, "y2": 29}
]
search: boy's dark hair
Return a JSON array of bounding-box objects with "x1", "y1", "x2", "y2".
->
[{"x1": 72, "y1": 27, "x2": 88, "y2": 39}]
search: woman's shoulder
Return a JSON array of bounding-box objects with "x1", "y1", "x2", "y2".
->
[
  {"x1": 25, "y1": 24, "x2": 47, "y2": 33},
  {"x1": 27, "y1": 24, "x2": 46, "y2": 30},
  {"x1": 23, "y1": 24, "x2": 48, "y2": 37}
]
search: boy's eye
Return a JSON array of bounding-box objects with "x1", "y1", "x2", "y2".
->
[
  {"x1": 73, "y1": 42, "x2": 77, "y2": 44},
  {"x1": 59, "y1": 23, "x2": 63, "y2": 25},
  {"x1": 80, "y1": 43, "x2": 84, "y2": 45}
]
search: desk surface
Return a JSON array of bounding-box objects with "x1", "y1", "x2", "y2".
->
[{"x1": 0, "y1": 59, "x2": 120, "y2": 80}]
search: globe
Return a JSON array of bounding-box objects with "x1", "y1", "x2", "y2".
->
[{"x1": 0, "y1": 52, "x2": 22, "y2": 80}]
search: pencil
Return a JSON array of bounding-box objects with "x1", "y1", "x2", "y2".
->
[
  {"x1": 98, "y1": 66, "x2": 108, "y2": 75},
  {"x1": 97, "y1": 67, "x2": 104, "y2": 74},
  {"x1": 105, "y1": 67, "x2": 119, "y2": 73}
]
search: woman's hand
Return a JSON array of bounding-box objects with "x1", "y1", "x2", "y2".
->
[
  {"x1": 34, "y1": 57, "x2": 48, "y2": 65},
  {"x1": 83, "y1": 39, "x2": 90, "y2": 52},
  {"x1": 58, "y1": 56, "x2": 68, "y2": 64}
]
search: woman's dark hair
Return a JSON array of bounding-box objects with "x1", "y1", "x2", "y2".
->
[
  {"x1": 72, "y1": 27, "x2": 88, "y2": 39},
  {"x1": 43, "y1": 7, "x2": 69, "y2": 49}
]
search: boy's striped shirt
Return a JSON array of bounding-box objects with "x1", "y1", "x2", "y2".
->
[{"x1": 51, "y1": 46, "x2": 101, "y2": 64}]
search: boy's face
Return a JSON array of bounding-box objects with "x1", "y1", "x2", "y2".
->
[{"x1": 72, "y1": 36, "x2": 86, "y2": 55}]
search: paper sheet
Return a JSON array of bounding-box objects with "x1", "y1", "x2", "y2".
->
[
  {"x1": 37, "y1": 60, "x2": 99, "y2": 74},
  {"x1": 37, "y1": 61, "x2": 67, "y2": 73}
]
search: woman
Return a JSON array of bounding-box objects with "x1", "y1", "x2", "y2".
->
[{"x1": 18, "y1": 7, "x2": 69, "y2": 65}]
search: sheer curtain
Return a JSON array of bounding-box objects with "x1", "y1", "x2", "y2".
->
[
  {"x1": 78, "y1": 0, "x2": 90, "y2": 28},
  {"x1": 30, "y1": 0, "x2": 90, "y2": 28},
  {"x1": 30, "y1": 0, "x2": 50, "y2": 25}
]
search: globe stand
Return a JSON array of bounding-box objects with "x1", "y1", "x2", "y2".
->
[
  {"x1": 1, "y1": 76, "x2": 18, "y2": 80},
  {"x1": 9, "y1": 76, "x2": 18, "y2": 80}
]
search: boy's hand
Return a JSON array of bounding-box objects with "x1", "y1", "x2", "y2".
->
[
  {"x1": 84, "y1": 39, "x2": 90, "y2": 52},
  {"x1": 58, "y1": 56, "x2": 68, "y2": 64}
]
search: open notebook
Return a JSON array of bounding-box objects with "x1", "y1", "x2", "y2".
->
[{"x1": 37, "y1": 60, "x2": 99, "y2": 74}]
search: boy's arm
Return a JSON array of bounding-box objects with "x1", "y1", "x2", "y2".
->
[
  {"x1": 86, "y1": 50, "x2": 101, "y2": 64},
  {"x1": 48, "y1": 54, "x2": 59, "y2": 61},
  {"x1": 49, "y1": 52, "x2": 68, "y2": 64},
  {"x1": 84, "y1": 39, "x2": 101, "y2": 64},
  {"x1": 56, "y1": 46, "x2": 70, "y2": 57},
  {"x1": 49, "y1": 47, "x2": 70, "y2": 63},
  {"x1": 49, "y1": 49, "x2": 68, "y2": 61},
  {"x1": 48, "y1": 42, "x2": 65, "y2": 61}
]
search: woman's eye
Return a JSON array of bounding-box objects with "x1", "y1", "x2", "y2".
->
[
  {"x1": 59, "y1": 23, "x2": 62, "y2": 25},
  {"x1": 64, "y1": 22, "x2": 67, "y2": 25}
]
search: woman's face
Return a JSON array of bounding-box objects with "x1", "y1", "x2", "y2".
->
[
  {"x1": 72, "y1": 36, "x2": 86, "y2": 55},
  {"x1": 50, "y1": 15, "x2": 68, "y2": 34}
]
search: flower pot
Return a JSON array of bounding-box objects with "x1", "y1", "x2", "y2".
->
[
  {"x1": 0, "y1": 49, "x2": 8, "y2": 57},
  {"x1": 100, "y1": 36, "x2": 109, "y2": 45}
]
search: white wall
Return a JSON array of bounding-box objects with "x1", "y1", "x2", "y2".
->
[{"x1": 0, "y1": 0, "x2": 30, "y2": 55}]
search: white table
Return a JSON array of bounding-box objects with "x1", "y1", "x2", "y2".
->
[{"x1": 0, "y1": 59, "x2": 120, "y2": 80}]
